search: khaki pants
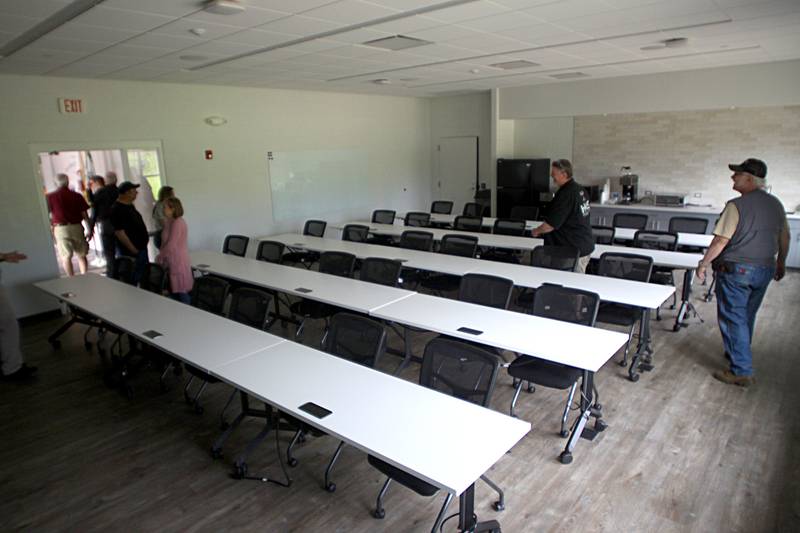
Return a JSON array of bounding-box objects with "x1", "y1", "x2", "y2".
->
[
  {"x1": 575, "y1": 255, "x2": 591, "y2": 273},
  {"x1": 0, "y1": 284, "x2": 23, "y2": 375},
  {"x1": 54, "y1": 223, "x2": 88, "y2": 259}
]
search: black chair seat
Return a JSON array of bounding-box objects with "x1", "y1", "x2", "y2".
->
[
  {"x1": 420, "y1": 273, "x2": 461, "y2": 293},
  {"x1": 596, "y1": 303, "x2": 639, "y2": 326},
  {"x1": 186, "y1": 364, "x2": 221, "y2": 383},
  {"x1": 367, "y1": 455, "x2": 439, "y2": 497},
  {"x1": 651, "y1": 270, "x2": 674, "y2": 285},
  {"x1": 290, "y1": 299, "x2": 336, "y2": 319},
  {"x1": 508, "y1": 356, "x2": 581, "y2": 390},
  {"x1": 283, "y1": 250, "x2": 320, "y2": 264}
]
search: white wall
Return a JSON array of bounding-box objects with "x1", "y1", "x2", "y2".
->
[
  {"x1": 512, "y1": 117, "x2": 574, "y2": 162},
  {"x1": 499, "y1": 60, "x2": 800, "y2": 119},
  {"x1": 496, "y1": 119, "x2": 515, "y2": 159},
  {"x1": 0, "y1": 74, "x2": 431, "y2": 317}
]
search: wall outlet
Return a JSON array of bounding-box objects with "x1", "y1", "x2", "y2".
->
[
  {"x1": 644, "y1": 190, "x2": 653, "y2": 196},
  {"x1": 693, "y1": 192, "x2": 702, "y2": 198}
]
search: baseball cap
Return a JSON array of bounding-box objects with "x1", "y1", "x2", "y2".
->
[
  {"x1": 118, "y1": 181, "x2": 141, "y2": 194},
  {"x1": 728, "y1": 158, "x2": 767, "y2": 178}
]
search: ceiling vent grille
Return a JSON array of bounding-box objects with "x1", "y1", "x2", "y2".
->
[
  {"x1": 489, "y1": 59, "x2": 540, "y2": 70},
  {"x1": 363, "y1": 35, "x2": 432, "y2": 51}
]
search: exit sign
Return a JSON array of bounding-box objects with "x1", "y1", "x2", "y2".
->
[{"x1": 58, "y1": 98, "x2": 86, "y2": 114}]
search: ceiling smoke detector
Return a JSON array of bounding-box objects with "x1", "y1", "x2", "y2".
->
[
  {"x1": 641, "y1": 37, "x2": 689, "y2": 51},
  {"x1": 363, "y1": 35, "x2": 432, "y2": 51},
  {"x1": 203, "y1": 0, "x2": 245, "y2": 16}
]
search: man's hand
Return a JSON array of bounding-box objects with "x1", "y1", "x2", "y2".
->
[
  {"x1": 696, "y1": 260, "x2": 709, "y2": 283},
  {"x1": 775, "y1": 261, "x2": 786, "y2": 281},
  {"x1": 2, "y1": 251, "x2": 27, "y2": 263}
]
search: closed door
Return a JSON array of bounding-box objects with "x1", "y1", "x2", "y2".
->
[{"x1": 436, "y1": 136, "x2": 477, "y2": 211}]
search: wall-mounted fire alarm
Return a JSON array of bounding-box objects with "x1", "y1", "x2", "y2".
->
[{"x1": 205, "y1": 149, "x2": 213, "y2": 160}]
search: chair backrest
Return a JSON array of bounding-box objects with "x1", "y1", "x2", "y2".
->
[
  {"x1": 318, "y1": 251, "x2": 357, "y2": 277},
  {"x1": 597, "y1": 252, "x2": 653, "y2": 283},
  {"x1": 510, "y1": 205, "x2": 539, "y2": 221},
  {"x1": 530, "y1": 245, "x2": 579, "y2": 271},
  {"x1": 454, "y1": 215, "x2": 483, "y2": 232},
  {"x1": 420, "y1": 337, "x2": 500, "y2": 407},
  {"x1": 399, "y1": 230, "x2": 434, "y2": 252},
  {"x1": 634, "y1": 230, "x2": 678, "y2": 251},
  {"x1": 360, "y1": 257, "x2": 402, "y2": 287},
  {"x1": 371, "y1": 209, "x2": 396, "y2": 225},
  {"x1": 303, "y1": 219, "x2": 327, "y2": 237},
  {"x1": 342, "y1": 224, "x2": 370, "y2": 243},
  {"x1": 227, "y1": 287, "x2": 272, "y2": 330},
  {"x1": 256, "y1": 240, "x2": 285, "y2": 264},
  {"x1": 140, "y1": 262, "x2": 167, "y2": 294},
  {"x1": 191, "y1": 275, "x2": 230, "y2": 315},
  {"x1": 493, "y1": 218, "x2": 526, "y2": 236},
  {"x1": 440, "y1": 234, "x2": 478, "y2": 258},
  {"x1": 612, "y1": 213, "x2": 648, "y2": 230},
  {"x1": 323, "y1": 312, "x2": 387, "y2": 368},
  {"x1": 223, "y1": 234, "x2": 249, "y2": 257},
  {"x1": 458, "y1": 273, "x2": 514, "y2": 310},
  {"x1": 113, "y1": 256, "x2": 136, "y2": 285},
  {"x1": 592, "y1": 226, "x2": 615, "y2": 245},
  {"x1": 531, "y1": 284, "x2": 600, "y2": 327},
  {"x1": 668, "y1": 216, "x2": 708, "y2": 235},
  {"x1": 462, "y1": 202, "x2": 483, "y2": 217},
  {"x1": 404, "y1": 211, "x2": 431, "y2": 227},
  {"x1": 431, "y1": 200, "x2": 454, "y2": 214}
]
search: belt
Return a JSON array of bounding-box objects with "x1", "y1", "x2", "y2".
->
[{"x1": 54, "y1": 223, "x2": 79, "y2": 227}]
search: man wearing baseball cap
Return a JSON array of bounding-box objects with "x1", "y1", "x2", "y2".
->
[
  {"x1": 110, "y1": 181, "x2": 150, "y2": 284},
  {"x1": 696, "y1": 158, "x2": 790, "y2": 387}
]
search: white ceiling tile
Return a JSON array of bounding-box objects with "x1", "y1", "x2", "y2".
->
[
  {"x1": 257, "y1": 14, "x2": 341, "y2": 35},
  {"x1": 445, "y1": 32, "x2": 530, "y2": 53},
  {"x1": 45, "y1": 22, "x2": 139, "y2": 43},
  {"x1": 222, "y1": 28, "x2": 300, "y2": 46},
  {"x1": 124, "y1": 32, "x2": 206, "y2": 50},
  {"x1": 457, "y1": 10, "x2": 541, "y2": 32},
  {"x1": 102, "y1": 43, "x2": 169, "y2": 60},
  {"x1": 71, "y1": 6, "x2": 176, "y2": 32},
  {"x1": 49, "y1": 61, "x2": 122, "y2": 76},
  {"x1": 724, "y1": 0, "x2": 800, "y2": 20},
  {"x1": 0, "y1": 0, "x2": 70, "y2": 19},
  {"x1": 101, "y1": 0, "x2": 202, "y2": 18},
  {"x1": 301, "y1": 1, "x2": 399, "y2": 25},
  {"x1": 324, "y1": 44, "x2": 391, "y2": 58},
  {"x1": 240, "y1": 0, "x2": 340, "y2": 14},
  {"x1": 523, "y1": 0, "x2": 618, "y2": 22},
  {"x1": 27, "y1": 36, "x2": 111, "y2": 54},
  {"x1": 184, "y1": 6, "x2": 291, "y2": 28},
  {"x1": 152, "y1": 18, "x2": 244, "y2": 40},
  {"x1": 327, "y1": 28, "x2": 394, "y2": 44},
  {"x1": 425, "y1": 1, "x2": 512, "y2": 24},
  {"x1": 0, "y1": 13, "x2": 41, "y2": 33},
  {"x1": 9, "y1": 47, "x2": 84, "y2": 63},
  {"x1": 368, "y1": 15, "x2": 443, "y2": 34},
  {"x1": 0, "y1": 58, "x2": 63, "y2": 74},
  {"x1": 179, "y1": 40, "x2": 262, "y2": 57},
  {"x1": 366, "y1": 0, "x2": 441, "y2": 10},
  {"x1": 407, "y1": 24, "x2": 487, "y2": 41}
]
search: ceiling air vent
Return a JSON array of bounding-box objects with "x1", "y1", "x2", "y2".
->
[
  {"x1": 489, "y1": 59, "x2": 539, "y2": 70},
  {"x1": 550, "y1": 71, "x2": 589, "y2": 80},
  {"x1": 363, "y1": 35, "x2": 432, "y2": 51}
]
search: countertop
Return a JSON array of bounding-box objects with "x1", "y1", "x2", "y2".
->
[{"x1": 591, "y1": 202, "x2": 800, "y2": 220}]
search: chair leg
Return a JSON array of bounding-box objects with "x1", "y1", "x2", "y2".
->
[
  {"x1": 219, "y1": 388, "x2": 238, "y2": 429},
  {"x1": 561, "y1": 382, "x2": 578, "y2": 438},
  {"x1": 430, "y1": 492, "x2": 455, "y2": 533},
  {"x1": 373, "y1": 478, "x2": 392, "y2": 519},
  {"x1": 480, "y1": 474, "x2": 505, "y2": 511},
  {"x1": 286, "y1": 428, "x2": 303, "y2": 467},
  {"x1": 183, "y1": 375, "x2": 196, "y2": 403},
  {"x1": 192, "y1": 381, "x2": 208, "y2": 414},
  {"x1": 509, "y1": 380, "x2": 523, "y2": 418},
  {"x1": 160, "y1": 362, "x2": 173, "y2": 390},
  {"x1": 295, "y1": 318, "x2": 306, "y2": 339},
  {"x1": 324, "y1": 441, "x2": 345, "y2": 492},
  {"x1": 619, "y1": 323, "x2": 636, "y2": 366}
]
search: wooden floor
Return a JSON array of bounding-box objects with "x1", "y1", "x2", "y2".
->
[{"x1": 2, "y1": 272, "x2": 799, "y2": 532}]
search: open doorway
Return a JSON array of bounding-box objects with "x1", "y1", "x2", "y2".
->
[{"x1": 35, "y1": 144, "x2": 166, "y2": 278}]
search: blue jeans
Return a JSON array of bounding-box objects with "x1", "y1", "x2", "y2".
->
[
  {"x1": 715, "y1": 262, "x2": 774, "y2": 376},
  {"x1": 171, "y1": 292, "x2": 191, "y2": 304},
  {"x1": 130, "y1": 249, "x2": 149, "y2": 285}
]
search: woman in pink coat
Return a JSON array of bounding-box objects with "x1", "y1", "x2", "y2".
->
[{"x1": 156, "y1": 197, "x2": 193, "y2": 303}]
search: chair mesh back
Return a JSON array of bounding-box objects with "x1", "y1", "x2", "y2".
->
[
  {"x1": 191, "y1": 276, "x2": 230, "y2": 315},
  {"x1": 420, "y1": 338, "x2": 499, "y2": 407},
  {"x1": 404, "y1": 212, "x2": 431, "y2": 227},
  {"x1": 493, "y1": 219, "x2": 526, "y2": 236},
  {"x1": 360, "y1": 257, "x2": 402, "y2": 287},
  {"x1": 458, "y1": 273, "x2": 514, "y2": 310},
  {"x1": 228, "y1": 288, "x2": 272, "y2": 329},
  {"x1": 303, "y1": 220, "x2": 327, "y2": 237},
  {"x1": 440, "y1": 234, "x2": 478, "y2": 258},
  {"x1": 256, "y1": 240, "x2": 285, "y2": 264},
  {"x1": 531, "y1": 245, "x2": 579, "y2": 271},
  {"x1": 669, "y1": 217, "x2": 708, "y2": 234},
  {"x1": 597, "y1": 252, "x2": 653, "y2": 283},
  {"x1": 510, "y1": 205, "x2": 539, "y2": 221},
  {"x1": 323, "y1": 312, "x2": 387, "y2": 368},
  {"x1": 634, "y1": 231, "x2": 678, "y2": 251},
  {"x1": 532, "y1": 284, "x2": 599, "y2": 327},
  {"x1": 319, "y1": 251, "x2": 356, "y2": 277},
  {"x1": 223, "y1": 235, "x2": 249, "y2": 257},
  {"x1": 140, "y1": 262, "x2": 167, "y2": 293},
  {"x1": 462, "y1": 202, "x2": 482, "y2": 217},
  {"x1": 113, "y1": 257, "x2": 136, "y2": 285},
  {"x1": 431, "y1": 201, "x2": 454, "y2": 214},
  {"x1": 399, "y1": 230, "x2": 434, "y2": 251},
  {"x1": 342, "y1": 224, "x2": 370, "y2": 243},
  {"x1": 592, "y1": 226, "x2": 614, "y2": 245},
  {"x1": 454, "y1": 215, "x2": 483, "y2": 232},
  {"x1": 371, "y1": 210, "x2": 396, "y2": 224},
  {"x1": 613, "y1": 213, "x2": 648, "y2": 230}
]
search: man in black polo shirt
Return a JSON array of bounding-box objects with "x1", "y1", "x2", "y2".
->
[
  {"x1": 110, "y1": 181, "x2": 149, "y2": 283},
  {"x1": 531, "y1": 159, "x2": 594, "y2": 272}
]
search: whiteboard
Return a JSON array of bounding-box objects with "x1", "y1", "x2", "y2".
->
[{"x1": 267, "y1": 149, "x2": 372, "y2": 222}]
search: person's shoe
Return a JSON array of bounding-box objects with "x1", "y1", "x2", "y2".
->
[
  {"x1": 712, "y1": 369, "x2": 754, "y2": 387},
  {"x1": 2, "y1": 364, "x2": 38, "y2": 382}
]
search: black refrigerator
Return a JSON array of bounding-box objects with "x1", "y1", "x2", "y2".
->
[{"x1": 496, "y1": 158, "x2": 550, "y2": 218}]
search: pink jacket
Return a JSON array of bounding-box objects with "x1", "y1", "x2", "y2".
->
[{"x1": 157, "y1": 217, "x2": 193, "y2": 294}]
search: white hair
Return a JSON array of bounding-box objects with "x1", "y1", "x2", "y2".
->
[
  {"x1": 754, "y1": 176, "x2": 767, "y2": 188},
  {"x1": 105, "y1": 171, "x2": 117, "y2": 185},
  {"x1": 55, "y1": 173, "x2": 69, "y2": 187}
]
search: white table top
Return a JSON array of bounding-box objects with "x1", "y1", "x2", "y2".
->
[
  {"x1": 35, "y1": 274, "x2": 286, "y2": 371},
  {"x1": 191, "y1": 250, "x2": 415, "y2": 314},
  {"x1": 612, "y1": 228, "x2": 713, "y2": 247},
  {"x1": 590, "y1": 202, "x2": 723, "y2": 215},
  {"x1": 346, "y1": 221, "x2": 542, "y2": 251},
  {"x1": 213, "y1": 341, "x2": 530, "y2": 496},
  {"x1": 372, "y1": 293, "x2": 628, "y2": 373},
  {"x1": 266, "y1": 234, "x2": 673, "y2": 309}
]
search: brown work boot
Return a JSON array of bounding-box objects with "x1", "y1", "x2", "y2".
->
[{"x1": 712, "y1": 370, "x2": 755, "y2": 387}]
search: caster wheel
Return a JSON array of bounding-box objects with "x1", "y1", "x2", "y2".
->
[
  {"x1": 50, "y1": 339, "x2": 61, "y2": 349},
  {"x1": 595, "y1": 419, "x2": 608, "y2": 432},
  {"x1": 326, "y1": 482, "x2": 336, "y2": 493},
  {"x1": 288, "y1": 458, "x2": 298, "y2": 468},
  {"x1": 618, "y1": 360, "x2": 627, "y2": 367},
  {"x1": 559, "y1": 430, "x2": 569, "y2": 438},
  {"x1": 559, "y1": 452, "x2": 573, "y2": 465},
  {"x1": 233, "y1": 463, "x2": 247, "y2": 479},
  {"x1": 595, "y1": 403, "x2": 602, "y2": 410},
  {"x1": 672, "y1": 324, "x2": 681, "y2": 332},
  {"x1": 526, "y1": 384, "x2": 534, "y2": 393},
  {"x1": 373, "y1": 509, "x2": 385, "y2": 519},
  {"x1": 298, "y1": 433, "x2": 307, "y2": 444},
  {"x1": 210, "y1": 448, "x2": 223, "y2": 460},
  {"x1": 493, "y1": 501, "x2": 505, "y2": 512},
  {"x1": 511, "y1": 379, "x2": 519, "y2": 388},
  {"x1": 629, "y1": 373, "x2": 640, "y2": 383}
]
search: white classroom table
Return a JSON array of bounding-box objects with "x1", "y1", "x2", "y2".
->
[{"x1": 611, "y1": 228, "x2": 713, "y2": 248}]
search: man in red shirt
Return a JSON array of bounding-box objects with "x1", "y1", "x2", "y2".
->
[{"x1": 46, "y1": 173, "x2": 92, "y2": 276}]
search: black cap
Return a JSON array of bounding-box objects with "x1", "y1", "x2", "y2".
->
[
  {"x1": 728, "y1": 158, "x2": 767, "y2": 178},
  {"x1": 118, "y1": 181, "x2": 141, "y2": 194}
]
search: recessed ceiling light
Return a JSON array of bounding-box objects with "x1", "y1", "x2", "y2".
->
[
  {"x1": 641, "y1": 37, "x2": 689, "y2": 51},
  {"x1": 203, "y1": 0, "x2": 245, "y2": 16},
  {"x1": 469, "y1": 68, "x2": 481, "y2": 74},
  {"x1": 363, "y1": 35, "x2": 432, "y2": 51},
  {"x1": 189, "y1": 28, "x2": 207, "y2": 36},
  {"x1": 489, "y1": 60, "x2": 539, "y2": 70},
  {"x1": 371, "y1": 78, "x2": 391, "y2": 85},
  {"x1": 550, "y1": 71, "x2": 589, "y2": 79},
  {"x1": 179, "y1": 54, "x2": 209, "y2": 61}
]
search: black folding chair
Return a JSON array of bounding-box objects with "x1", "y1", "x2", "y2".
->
[
  {"x1": 223, "y1": 234, "x2": 249, "y2": 257},
  {"x1": 454, "y1": 215, "x2": 483, "y2": 232},
  {"x1": 256, "y1": 240, "x2": 285, "y2": 263},
  {"x1": 669, "y1": 217, "x2": 709, "y2": 253},
  {"x1": 420, "y1": 234, "x2": 478, "y2": 295},
  {"x1": 342, "y1": 224, "x2": 370, "y2": 243},
  {"x1": 591, "y1": 226, "x2": 614, "y2": 245},
  {"x1": 634, "y1": 230, "x2": 679, "y2": 319},
  {"x1": 463, "y1": 202, "x2": 483, "y2": 217},
  {"x1": 140, "y1": 262, "x2": 167, "y2": 294},
  {"x1": 398, "y1": 230, "x2": 434, "y2": 289},
  {"x1": 360, "y1": 257, "x2": 402, "y2": 287},
  {"x1": 404, "y1": 212, "x2": 431, "y2": 227},
  {"x1": 290, "y1": 251, "x2": 356, "y2": 340},
  {"x1": 510, "y1": 205, "x2": 539, "y2": 221},
  {"x1": 368, "y1": 210, "x2": 397, "y2": 244},
  {"x1": 484, "y1": 219, "x2": 526, "y2": 263},
  {"x1": 431, "y1": 200, "x2": 453, "y2": 214},
  {"x1": 517, "y1": 245, "x2": 580, "y2": 309},
  {"x1": 283, "y1": 220, "x2": 327, "y2": 268}
]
